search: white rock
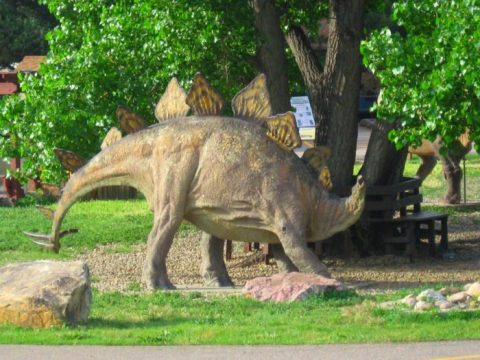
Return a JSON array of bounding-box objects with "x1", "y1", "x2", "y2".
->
[
  {"x1": 0, "y1": 261, "x2": 91, "y2": 328},
  {"x1": 465, "y1": 282, "x2": 480, "y2": 298},
  {"x1": 448, "y1": 291, "x2": 471, "y2": 303},
  {"x1": 439, "y1": 287, "x2": 461, "y2": 296},
  {"x1": 414, "y1": 301, "x2": 434, "y2": 311},
  {"x1": 417, "y1": 289, "x2": 446, "y2": 302}
]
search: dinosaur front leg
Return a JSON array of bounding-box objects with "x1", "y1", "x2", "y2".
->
[
  {"x1": 270, "y1": 243, "x2": 298, "y2": 273},
  {"x1": 280, "y1": 234, "x2": 331, "y2": 277},
  {"x1": 200, "y1": 233, "x2": 234, "y2": 287},
  {"x1": 415, "y1": 155, "x2": 437, "y2": 181}
]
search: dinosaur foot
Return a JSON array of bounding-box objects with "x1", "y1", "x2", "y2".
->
[
  {"x1": 203, "y1": 276, "x2": 234, "y2": 288},
  {"x1": 142, "y1": 274, "x2": 176, "y2": 291}
]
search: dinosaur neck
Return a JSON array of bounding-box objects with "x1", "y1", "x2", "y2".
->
[{"x1": 310, "y1": 179, "x2": 365, "y2": 242}]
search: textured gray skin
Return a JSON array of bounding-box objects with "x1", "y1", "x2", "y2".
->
[{"x1": 35, "y1": 116, "x2": 365, "y2": 289}]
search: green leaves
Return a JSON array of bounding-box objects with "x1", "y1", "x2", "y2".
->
[{"x1": 362, "y1": 0, "x2": 480, "y2": 150}]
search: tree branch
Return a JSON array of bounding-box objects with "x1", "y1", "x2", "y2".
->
[{"x1": 285, "y1": 25, "x2": 323, "y2": 92}]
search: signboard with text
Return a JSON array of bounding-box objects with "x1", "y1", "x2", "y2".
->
[{"x1": 290, "y1": 96, "x2": 315, "y2": 140}]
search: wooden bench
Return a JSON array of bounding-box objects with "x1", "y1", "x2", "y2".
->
[{"x1": 363, "y1": 177, "x2": 448, "y2": 258}]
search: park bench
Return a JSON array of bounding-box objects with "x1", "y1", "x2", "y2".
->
[
  {"x1": 362, "y1": 177, "x2": 448, "y2": 258},
  {"x1": 227, "y1": 177, "x2": 448, "y2": 262}
]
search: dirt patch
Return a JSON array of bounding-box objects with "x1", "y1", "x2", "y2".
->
[{"x1": 76, "y1": 212, "x2": 480, "y2": 292}]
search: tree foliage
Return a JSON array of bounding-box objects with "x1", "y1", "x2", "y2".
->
[
  {"x1": 362, "y1": 0, "x2": 480, "y2": 152},
  {"x1": 0, "y1": 0, "x2": 256, "y2": 182},
  {"x1": 0, "y1": 0, "x2": 56, "y2": 67}
]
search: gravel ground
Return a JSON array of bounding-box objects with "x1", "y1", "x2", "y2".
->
[{"x1": 76, "y1": 211, "x2": 480, "y2": 292}]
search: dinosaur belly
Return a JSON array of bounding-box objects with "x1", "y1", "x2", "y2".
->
[{"x1": 184, "y1": 208, "x2": 279, "y2": 244}]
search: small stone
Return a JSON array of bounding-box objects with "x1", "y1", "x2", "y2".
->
[
  {"x1": 465, "y1": 282, "x2": 480, "y2": 298},
  {"x1": 0, "y1": 261, "x2": 91, "y2": 328},
  {"x1": 417, "y1": 289, "x2": 446, "y2": 302},
  {"x1": 448, "y1": 291, "x2": 471, "y2": 303},
  {"x1": 402, "y1": 294, "x2": 417, "y2": 308},
  {"x1": 379, "y1": 301, "x2": 399, "y2": 310},
  {"x1": 243, "y1": 272, "x2": 343, "y2": 302},
  {"x1": 414, "y1": 301, "x2": 434, "y2": 311},
  {"x1": 436, "y1": 300, "x2": 455, "y2": 310},
  {"x1": 439, "y1": 287, "x2": 462, "y2": 296}
]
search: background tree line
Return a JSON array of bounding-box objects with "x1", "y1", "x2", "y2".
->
[{"x1": 1, "y1": 0, "x2": 478, "y2": 201}]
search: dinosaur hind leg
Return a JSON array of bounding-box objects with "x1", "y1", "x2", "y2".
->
[
  {"x1": 142, "y1": 208, "x2": 181, "y2": 290},
  {"x1": 200, "y1": 233, "x2": 234, "y2": 287},
  {"x1": 142, "y1": 150, "x2": 198, "y2": 290}
]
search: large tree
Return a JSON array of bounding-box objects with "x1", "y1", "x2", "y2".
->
[
  {"x1": 0, "y1": 0, "x2": 56, "y2": 67},
  {"x1": 362, "y1": 0, "x2": 480, "y2": 202},
  {"x1": 284, "y1": 0, "x2": 365, "y2": 191}
]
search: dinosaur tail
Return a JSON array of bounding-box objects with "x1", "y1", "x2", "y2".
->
[{"x1": 24, "y1": 139, "x2": 142, "y2": 252}]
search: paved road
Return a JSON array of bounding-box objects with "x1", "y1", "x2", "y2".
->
[{"x1": 1, "y1": 342, "x2": 479, "y2": 360}]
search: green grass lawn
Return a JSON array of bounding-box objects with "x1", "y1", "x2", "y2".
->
[
  {"x1": 1, "y1": 290, "x2": 479, "y2": 345},
  {"x1": 1, "y1": 156, "x2": 479, "y2": 344},
  {"x1": 0, "y1": 199, "x2": 196, "y2": 267}
]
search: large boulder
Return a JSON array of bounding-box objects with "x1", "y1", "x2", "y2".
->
[
  {"x1": 0, "y1": 261, "x2": 91, "y2": 328},
  {"x1": 243, "y1": 272, "x2": 343, "y2": 302}
]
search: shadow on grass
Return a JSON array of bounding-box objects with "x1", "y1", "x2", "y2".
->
[{"x1": 85, "y1": 316, "x2": 188, "y2": 329}]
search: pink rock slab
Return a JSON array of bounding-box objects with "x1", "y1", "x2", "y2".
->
[{"x1": 243, "y1": 272, "x2": 344, "y2": 302}]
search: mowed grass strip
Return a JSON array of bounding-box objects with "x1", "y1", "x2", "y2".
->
[
  {"x1": 0, "y1": 290, "x2": 479, "y2": 345},
  {"x1": 403, "y1": 153, "x2": 480, "y2": 203},
  {"x1": 0, "y1": 199, "x2": 195, "y2": 266}
]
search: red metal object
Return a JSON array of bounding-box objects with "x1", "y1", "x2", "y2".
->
[
  {"x1": 0, "y1": 72, "x2": 19, "y2": 96},
  {"x1": 4, "y1": 158, "x2": 25, "y2": 201}
]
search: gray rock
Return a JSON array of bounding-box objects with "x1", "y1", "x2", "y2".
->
[
  {"x1": 243, "y1": 272, "x2": 343, "y2": 302},
  {"x1": 417, "y1": 289, "x2": 446, "y2": 302},
  {"x1": 0, "y1": 261, "x2": 91, "y2": 328}
]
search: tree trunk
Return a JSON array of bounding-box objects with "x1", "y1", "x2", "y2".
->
[
  {"x1": 286, "y1": 0, "x2": 365, "y2": 190},
  {"x1": 359, "y1": 120, "x2": 407, "y2": 186},
  {"x1": 252, "y1": 0, "x2": 291, "y2": 114}
]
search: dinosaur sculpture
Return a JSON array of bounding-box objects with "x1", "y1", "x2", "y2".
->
[
  {"x1": 25, "y1": 74, "x2": 365, "y2": 289},
  {"x1": 408, "y1": 133, "x2": 472, "y2": 204}
]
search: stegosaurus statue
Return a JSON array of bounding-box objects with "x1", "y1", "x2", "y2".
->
[{"x1": 26, "y1": 74, "x2": 365, "y2": 289}]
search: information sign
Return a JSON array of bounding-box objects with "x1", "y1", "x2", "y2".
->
[{"x1": 290, "y1": 96, "x2": 315, "y2": 140}]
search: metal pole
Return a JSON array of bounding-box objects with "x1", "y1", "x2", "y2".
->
[{"x1": 463, "y1": 157, "x2": 467, "y2": 204}]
